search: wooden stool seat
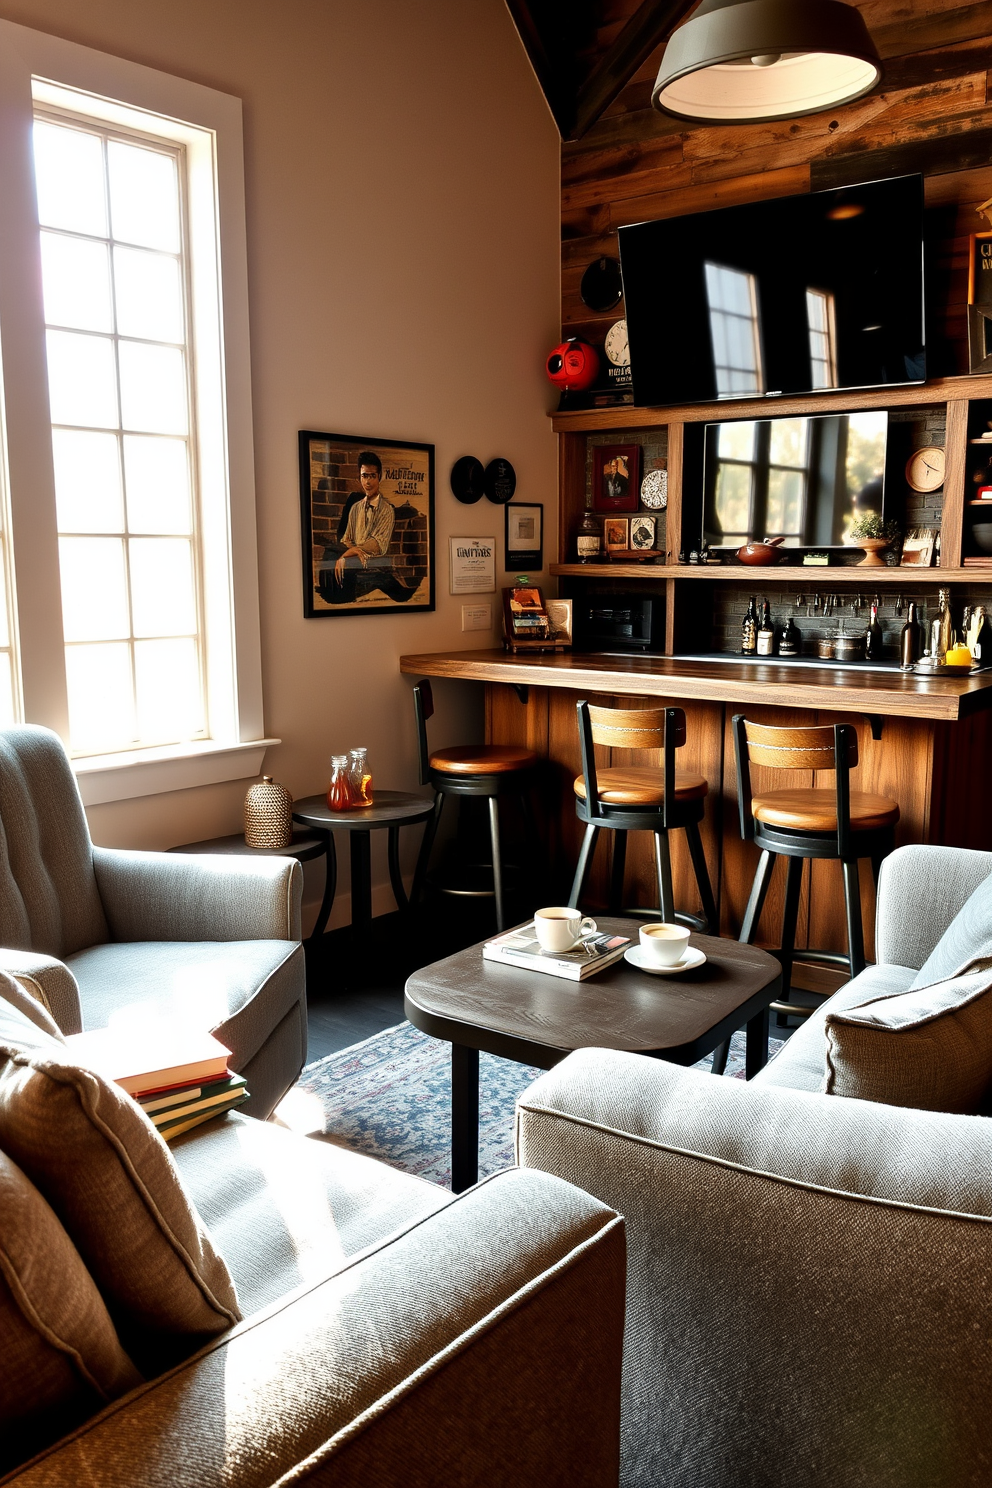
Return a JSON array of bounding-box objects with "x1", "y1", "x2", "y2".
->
[
  {"x1": 429, "y1": 744, "x2": 539, "y2": 775},
  {"x1": 751, "y1": 788, "x2": 899, "y2": 834},
  {"x1": 574, "y1": 767, "x2": 708, "y2": 806}
]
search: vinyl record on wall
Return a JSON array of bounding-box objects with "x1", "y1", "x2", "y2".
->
[
  {"x1": 484, "y1": 457, "x2": 516, "y2": 504},
  {"x1": 450, "y1": 455, "x2": 485, "y2": 504},
  {"x1": 580, "y1": 256, "x2": 623, "y2": 313}
]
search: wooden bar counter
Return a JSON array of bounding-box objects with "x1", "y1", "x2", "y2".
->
[{"x1": 400, "y1": 648, "x2": 992, "y2": 975}]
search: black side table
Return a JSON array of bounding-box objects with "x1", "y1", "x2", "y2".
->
[
  {"x1": 170, "y1": 829, "x2": 335, "y2": 941},
  {"x1": 291, "y1": 790, "x2": 435, "y2": 928}
]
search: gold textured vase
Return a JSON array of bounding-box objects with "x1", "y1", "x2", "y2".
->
[{"x1": 244, "y1": 776, "x2": 293, "y2": 849}]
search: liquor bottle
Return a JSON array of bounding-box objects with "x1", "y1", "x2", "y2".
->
[
  {"x1": 865, "y1": 600, "x2": 883, "y2": 663},
  {"x1": 741, "y1": 595, "x2": 758, "y2": 655},
  {"x1": 779, "y1": 617, "x2": 801, "y2": 657},
  {"x1": 899, "y1": 602, "x2": 921, "y2": 668},
  {"x1": 756, "y1": 599, "x2": 775, "y2": 656},
  {"x1": 933, "y1": 587, "x2": 953, "y2": 663},
  {"x1": 576, "y1": 506, "x2": 601, "y2": 563},
  {"x1": 348, "y1": 747, "x2": 373, "y2": 806},
  {"x1": 326, "y1": 754, "x2": 352, "y2": 812}
]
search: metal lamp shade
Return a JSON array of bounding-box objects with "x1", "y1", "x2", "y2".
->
[{"x1": 653, "y1": 0, "x2": 882, "y2": 123}]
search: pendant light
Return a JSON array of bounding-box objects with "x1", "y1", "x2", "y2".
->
[{"x1": 653, "y1": 0, "x2": 882, "y2": 123}]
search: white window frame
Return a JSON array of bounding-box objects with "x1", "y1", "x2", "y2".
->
[{"x1": 0, "y1": 21, "x2": 275, "y2": 803}]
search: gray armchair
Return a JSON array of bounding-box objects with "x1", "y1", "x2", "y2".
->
[
  {"x1": 517, "y1": 845, "x2": 992, "y2": 1488},
  {"x1": 0, "y1": 726, "x2": 305, "y2": 1117}
]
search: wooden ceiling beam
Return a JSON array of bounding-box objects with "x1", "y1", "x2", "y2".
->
[{"x1": 570, "y1": 0, "x2": 698, "y2": 140}]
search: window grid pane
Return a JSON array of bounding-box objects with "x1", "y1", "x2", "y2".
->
[{"x1": 34, "y1": 111, "x2": 206, "y2": 755}]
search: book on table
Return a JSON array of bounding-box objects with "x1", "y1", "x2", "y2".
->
[{"x1": 483, "y1": 923, "x2": 631, "y2": 981}]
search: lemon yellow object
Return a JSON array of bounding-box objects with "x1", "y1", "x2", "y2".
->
[{"x1": 945, "y1": 644, "x2": 972, "y2": 667}]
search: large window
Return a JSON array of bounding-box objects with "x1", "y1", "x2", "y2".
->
[{"x1": 0, "y1": 24, "x2": 270, "y2": 803}]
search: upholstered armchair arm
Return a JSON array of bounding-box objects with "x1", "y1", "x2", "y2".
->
[
  {"x1": 0, "y1": 949, "x2": 82, "y2": 1034},
  {"x1": 875, "y1": 843, "x2": 992, "y2": 970},
  {"x1": 517, "y1": 1048, "x2": 992, "y2": 1488},
  {"x1": 9, "y1": 1168, "x2": 624, "y2": 1488},
  {"x1": 92, "y1": 848, "x2": 302, "y2": 943}
]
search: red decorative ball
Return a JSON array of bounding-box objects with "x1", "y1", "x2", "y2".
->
[{"x1": 546, "y1": 338, "x2": 600, "y2": 391}]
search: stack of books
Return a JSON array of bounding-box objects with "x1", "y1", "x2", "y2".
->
[
  {"x1": 63, "y1": 1026, "x2": 248, "y2": 1140},
  {"x1": 483, "y1": 922, "x2": 631, "y2": 981}
]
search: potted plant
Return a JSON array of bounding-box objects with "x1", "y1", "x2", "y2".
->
[{"x1": 847, "y1": 512, "x2": 900, "y2": 567}]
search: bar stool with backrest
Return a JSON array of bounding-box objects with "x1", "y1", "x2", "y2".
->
[
  {"x1": 411, "y1": 679, "x2": 541, "y2": 931},
  {"x1": 568, "y1": 700, "x2": 718, "y2": 930},
  {"x1": 733, "y1": 714, "x2": 900, "y2": 1003}
]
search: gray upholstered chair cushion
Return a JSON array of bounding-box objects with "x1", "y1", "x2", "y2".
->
[
  {"x1": 0, "y1": 1147, "x2": 141, "y2": 1473},
  {"x1": 911, "y1": 868, "x2": 992, "y2": 988},
  {"x1": 67, "y1": 940, "x2": 304, "y2": 1086},
  {"x1": 751, "y1": 963, "x2": 917, "y2": 1093},
  {"x1": 0, "y1": 993, "x2": 240, "y2": 1374},
  {"x1": 824, "y1": 962, "x2": 992, "y2": 1113},
  {"x1": 171, "y1": 1114, "x2": 452, "y2": 1316}
]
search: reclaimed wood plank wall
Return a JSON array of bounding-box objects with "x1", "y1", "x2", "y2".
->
[{"x1": 562, "y1": 0, "x2": 992, "y2": 375}]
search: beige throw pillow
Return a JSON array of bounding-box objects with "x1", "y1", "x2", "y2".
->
[
  {"x1": 0, "y1": 1147, "x2": 141, "y2": 1471},
  {"x1": 0, "y1": 994, "x2": 241, "y2": 1373},
  {"x1": 824, "y1": 961, "x2": 992, "y2": 1113}
]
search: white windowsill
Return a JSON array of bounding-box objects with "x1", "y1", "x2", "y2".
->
[{"x1": 73, "y1": 737, "x2": 281, "y2": 806}]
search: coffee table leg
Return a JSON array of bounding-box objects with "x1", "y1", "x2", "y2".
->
[
  {"x1": 745, "y1": 1005, "x2": 770, "y2": 1080},
  {"x1": 349, "y1": 830, "x2": 373, "y2": 926},
  {"x1": 451, "y1": 1043, "x2": 480, "y2": 1193}
]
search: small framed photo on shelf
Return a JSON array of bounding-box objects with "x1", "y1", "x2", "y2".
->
[
  {"x1": 603, "y1": 516, "x2": 629, "y2": 554},
  {"x1": 505, "y1": 502, "x2": 543, "y2": 569},
  {"x1": 629, "y1": 513, "x2": 657, "y2": 551},
  {"x1": 592, "y1": 444, "x2": 641, "y2": 513},
  {"x1": 900, "y1": 527, "x2": 937, "y2": 567},
  {"x1": 545, "y1": 597, "x2": 573, "y2": 645}
]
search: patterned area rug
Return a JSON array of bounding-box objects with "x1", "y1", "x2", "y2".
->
[{"x1": 296, "y1": 1021, "x2": 783, "y2": 1190}]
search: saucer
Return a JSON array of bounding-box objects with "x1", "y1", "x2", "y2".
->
[{"x1": 624, "y1": 944, "x2": 707, "y2": 976}]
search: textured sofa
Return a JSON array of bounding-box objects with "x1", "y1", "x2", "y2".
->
[
  {"x1": 0, "y1": 726, "x2": 306, "y2": 1117},
  {"x1": 0, "y1": 980, "x2": 626, "y2": 1485},
  {"x1": 517, "y1": 844, "x2": 992, "y2": 1488}
]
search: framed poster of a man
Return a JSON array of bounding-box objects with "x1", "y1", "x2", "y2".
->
[
  {"x1": 592, "y1": 444, "x2": 640, "y2": 513},
  {"x1": 299, "y1": 431, "x2": 435, "y2": 618}
]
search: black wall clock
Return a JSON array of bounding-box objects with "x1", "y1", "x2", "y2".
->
[
  {"x1": 484, "y1": 457, "x2": 516, "y2": 504},
  {"x1": 450, "y1": 455, "x2": 485, "y2": 503},
  {"x1": 580, "y1": 256, "x2": 623, "y2": 313}
]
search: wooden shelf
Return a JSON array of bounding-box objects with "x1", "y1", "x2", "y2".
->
[
  {"x1": 550, "y1": 563, "x2": 974, "y2": 583},
  {"x1": 551, "y1": 374, "x2": 992, "y2": 434}
]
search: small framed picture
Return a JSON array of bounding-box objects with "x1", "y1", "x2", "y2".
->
[
  {"x1": 449, "y1": 535, "x2": 495, "y2": 594},
  {"x1": 901, "y1": 527, "x2": 937, "y2": 567},
  {"x1": 592, "y1": 444, "x2": 641, "y2": 513},
  {"x1": 545, "y1": 597, "x2": 573, "y2": 645},
  {"x1": 505, "y1": 502, "x2": 543, "y2": 568},
  {"x1": 629, "y1": 513, "x2": 657, "y2": 551},
  {"x1": 603, "y1": 516, "x2": 629, "y2": 553}
]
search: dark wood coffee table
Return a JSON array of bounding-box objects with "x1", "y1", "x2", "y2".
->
[{"x1": 404, "y1": 919, "x2": 781, "y2": 1191}]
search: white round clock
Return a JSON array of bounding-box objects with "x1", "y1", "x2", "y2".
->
[{"x1": 604, "y1": 319, "x2": 630, "y2": 368}]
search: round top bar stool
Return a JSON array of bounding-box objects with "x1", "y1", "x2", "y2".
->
[
  {"x1": 411, "y1": 679, "x2": 542, "y2": 931},
  {"x1": 568, "y1": 700, "x2": 717, "y2": 931}
]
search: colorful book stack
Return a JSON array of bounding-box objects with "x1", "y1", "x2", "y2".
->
[{"x1": 63, "y1": 1026, "x2": 248, "y2": 1140}]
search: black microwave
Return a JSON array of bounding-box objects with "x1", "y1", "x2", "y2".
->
[{"x1": 574, "y1": 595, "x2": 664, "y2": 653}]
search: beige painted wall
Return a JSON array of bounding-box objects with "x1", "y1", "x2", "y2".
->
[{"x1": 0, "y1": 0, "x2": 560, "y2": 924}]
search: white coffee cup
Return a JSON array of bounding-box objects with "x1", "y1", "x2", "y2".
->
[
  {"x1": 534, "y1": 906, "x2": 598, "y2": 953},
  {"x1": 639, "y1": 921, "x2": 691, "y2": 967}
]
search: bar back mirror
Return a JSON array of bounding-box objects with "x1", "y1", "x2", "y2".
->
[{"x1": 702, "y1": 410, "x2": 888, "y2": 551}]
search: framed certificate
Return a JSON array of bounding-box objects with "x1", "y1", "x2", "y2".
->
[{"x1": 449, "y1": 535, "x2": 496, "y2": 594}]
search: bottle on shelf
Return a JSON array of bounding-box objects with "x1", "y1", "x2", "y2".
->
[
  {"x1": 932, "y1": 587, "x2": 953, "y2": 663},
  {"x1": 779, "y1": 616, "x2": 801, "y2": 657},
  {"x1": 348, "y1": 747, "x2": 373, "y2": 807},
  {"x1": 900, "y1": 601, "x2": 921, "y2": 669},
  {"x1": 326, "y1": 754, "x2": 353, "y2": 812},
  {"x1": 968, "y1": 605, "x2": 991, "y2": 664},
  {"x1": 756, "y1": 599, "x2": 775, "y2": 656},
  {"x1": 741, "y1": 595, "x2": 758, "y2": 655},
  {"x1": 576, "y1": 505, "x2": 601, "y2": 564},
  {"x1": 865, "y1": 600, "x2": 883, "y2": 663}
]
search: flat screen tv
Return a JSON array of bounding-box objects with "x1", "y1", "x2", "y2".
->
[
  {"x1": 701, "y1": 410, "x2": 888, "y2": 552},
  {"x1": 618, "y1": 175, "x2": 925, "y2": 408}
]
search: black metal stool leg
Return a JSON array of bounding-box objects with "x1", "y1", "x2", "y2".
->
[
  {"x1": 777, "y1": 855, "x2": 805, "y2": 1010},
  {"x1": 740, "y1": 849, "x2": 775, "y2": 944},
  {"x1": 654, "y1": 831, "x2": 675, "y2": 923},
  {"x1": 569, "y1": 824, "x2": 599, "y2": 908},
  {"x1": 685, "y1": 820, "x2": 718, "y2": 933},
  {"x1": 609, "y1": 831, "x2": 627, "y2": 914},
  {"x1": 411, "y1": 792, "x2": 444, "y2": 906},
  {"x1": 843, "y1": 857, "x2": 866, "y2": 978},
  {"x1": 488, "y1": 796, "x2": 505, "y2": 931}
]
